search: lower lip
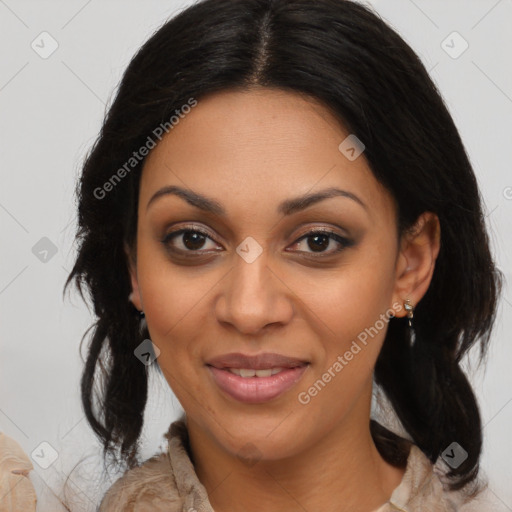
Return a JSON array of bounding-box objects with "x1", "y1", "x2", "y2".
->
[{"x1": 207, "y1": 365, "x2": 309, "y2": 404}]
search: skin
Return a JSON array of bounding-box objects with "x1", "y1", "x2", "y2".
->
[{"x1": 127, "y1": 87, "x2": 441, "y2": 512}]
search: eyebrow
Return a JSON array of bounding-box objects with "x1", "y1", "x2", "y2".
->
[{"x1": 146, "y1": 185, "x2": 368, "y2": 215}]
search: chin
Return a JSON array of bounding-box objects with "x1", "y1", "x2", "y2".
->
[{"x1": 210, "y1": 411, "x2": 310, "y2": 460}]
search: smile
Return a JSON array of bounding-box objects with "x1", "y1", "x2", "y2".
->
[
  {"x1": 226, "y1": 367, "x2": 286, "y2": 377},
  {"x1": 206, "y1": 364, "x2": 309, "y2": 403}
]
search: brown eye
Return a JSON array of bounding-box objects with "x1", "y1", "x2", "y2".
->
[
  {"x1": 162, "y1": 228, "x2": 220, "y2": 253},
  {"x1": 290, "y1": 229, "x2": 353, "y2": 255},
  {"x1": 181, "y1": 231, "x2": 207, "y2": 251},
  {"x1": 305, "y1": 233, "x2": 330, "y2": 252}
]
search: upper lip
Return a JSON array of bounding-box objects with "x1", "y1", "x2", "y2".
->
[{"x1": 206, "y1": 352, "x2": 309, "y2": 370}]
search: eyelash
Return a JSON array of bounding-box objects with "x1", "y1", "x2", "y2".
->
[{"x1": 161, "y1": 225, "x2": 353, "y2": 257}]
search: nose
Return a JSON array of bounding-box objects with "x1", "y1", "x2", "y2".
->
[{"x1": 215, "y1": 247, "x2": 294, "y2": 336}]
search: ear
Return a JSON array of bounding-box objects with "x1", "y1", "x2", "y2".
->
[
  {"x1": 391, "y1": 212, "x2": 441, "y2": 317},
  {"x1": 125, "y1": 242, "x2": 143, "y2": 312}
]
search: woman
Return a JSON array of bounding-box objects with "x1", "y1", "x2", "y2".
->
[{"x1": 65, "y1": 0, "x2": 505, "y2": 510}]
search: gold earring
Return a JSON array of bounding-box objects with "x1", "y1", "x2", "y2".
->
[{"x1": 403, "y1": 298, "x2": 414, "y2": 327}]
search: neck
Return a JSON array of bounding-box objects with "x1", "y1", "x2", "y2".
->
[{"x1": 186, "y1": 387, "x2": 406, "y2": 512}]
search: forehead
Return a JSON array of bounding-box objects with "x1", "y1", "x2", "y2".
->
[{"x1": 139, "y1": 88, "x2": 395, "y2": 222}]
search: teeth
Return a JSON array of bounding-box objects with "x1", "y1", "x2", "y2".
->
[
  {"x1": 255, "y1": 369, "x2": 271, "y2": 377},
  {"x1": 227, "y1": 367, "x2": 285, "y2": 377}
]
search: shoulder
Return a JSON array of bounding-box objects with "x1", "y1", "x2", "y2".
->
[
  {"x1": 98, "y1": 417, "x2": 205, "y2": 512},
  {"x1": 98, "y1": 451, "x2": 184, "y2": 512},
  {"x1": 384, "y1": 444, "x2": 509, "y2": 512}
]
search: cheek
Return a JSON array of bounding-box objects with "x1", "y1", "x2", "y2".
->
[
  {"x1": 290, "y1": 239, "x2": 397, "y2": 404},
  {"x1": 138, "y1": 254, "x2": 212, "y2": 406},
  {"x1": 136, "y1": 233, "x2": 215, "y2": 337},
  {"x1": 290, "y1": 244, "x2": 396, "y2": 349},
  {"x1": 134, "y1": 248, "x2": 206, "y2": 392}
]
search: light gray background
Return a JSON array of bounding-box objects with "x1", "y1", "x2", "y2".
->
[{"x1": 1, "y1": 0, "x2": 511, "y2": 510}]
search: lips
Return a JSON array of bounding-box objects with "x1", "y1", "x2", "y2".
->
[
  {"x1": 205, "y1": 352, "x2": 310, "y2": 404},
  {"x1": 205, "y1": 352, "x2": 309, "y2": 370}
]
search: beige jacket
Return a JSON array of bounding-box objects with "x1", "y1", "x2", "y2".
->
[{"x1": 98, "y1": 417, "x2": 510, "y2": 512}]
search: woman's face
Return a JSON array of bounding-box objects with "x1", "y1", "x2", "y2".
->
[{"x1": 129, "y1": 87, "x2": 410, "y2": 461}]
